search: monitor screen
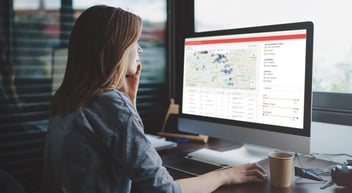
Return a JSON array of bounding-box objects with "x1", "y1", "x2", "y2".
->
[{"x1": 179, "y1": 22, "x2": 313, "y2": 154}]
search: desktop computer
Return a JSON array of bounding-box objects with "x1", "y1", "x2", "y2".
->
[{"x1": 177, "y1": 21, "x2": 314, "y2": 167}]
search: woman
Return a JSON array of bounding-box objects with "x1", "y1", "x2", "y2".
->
[{"x1": 42, "y1": 5, "x2": 266, "y2": 193}]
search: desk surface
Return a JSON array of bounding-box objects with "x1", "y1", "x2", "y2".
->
[{"x1": 159, "y1": 137, "x2": 351, "y2": 193}]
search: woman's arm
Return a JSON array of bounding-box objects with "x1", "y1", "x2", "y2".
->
[{"x1": 176, "y1": 163, "x2": 267, "y2": 193}]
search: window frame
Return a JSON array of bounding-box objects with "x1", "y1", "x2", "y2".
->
[{"x1": 312, "y1": 92, "x2": 352, "y2": 125}]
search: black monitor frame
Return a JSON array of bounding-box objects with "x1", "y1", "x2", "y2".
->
[{"x1": 178, "y1": 21, "x2": 313, "y2": 153}]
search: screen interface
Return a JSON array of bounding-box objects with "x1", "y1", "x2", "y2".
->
[{"x1": 182, "y1": 29, "x2": 308, "y2": 129}]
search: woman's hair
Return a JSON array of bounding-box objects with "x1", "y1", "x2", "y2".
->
[{"x1": 51, "y1": 5, "x2": 142, "y2": 115}]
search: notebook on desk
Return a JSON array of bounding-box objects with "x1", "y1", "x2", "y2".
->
[{"x1": 146, "y1": 134, "x2": 177, "y2": 151}]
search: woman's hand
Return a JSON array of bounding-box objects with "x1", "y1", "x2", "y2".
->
[
  {"x1": 219, "y1": 163, "x2": 267, "y2": 185},
  {"x1": 177, "y1": 163, "x2": 266, "y2": 193},
  {"x1": 119, "y1": 63, "x2": 142, "y2": 107}
]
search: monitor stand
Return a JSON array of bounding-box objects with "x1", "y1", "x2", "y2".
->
[{"x1": 186, "y1": 143, "x2": 276, "y2": 166}]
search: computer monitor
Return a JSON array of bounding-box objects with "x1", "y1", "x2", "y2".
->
[{"x1": 178, "y1": 22, "x2": 313, "y2": 164}]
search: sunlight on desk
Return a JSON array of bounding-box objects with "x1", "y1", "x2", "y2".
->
[{"x1": 187, "y1": 144, "x2": 276, "y2": 166}]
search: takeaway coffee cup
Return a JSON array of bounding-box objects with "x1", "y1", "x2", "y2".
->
[{"x1": 269, "y1": 152, "x2": 294, "y2": 188}]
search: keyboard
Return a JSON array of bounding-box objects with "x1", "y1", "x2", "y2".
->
[{"x1": 163, "y1": 156, "x2": 228, "y2": 176}]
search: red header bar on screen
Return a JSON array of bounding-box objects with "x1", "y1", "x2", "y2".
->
[{"x1": 185, "y1": 34, "x2": 306, "y2": 46}]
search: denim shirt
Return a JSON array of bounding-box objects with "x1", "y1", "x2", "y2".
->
[{"x1": 42, "y1": 90, "x2": 181, "y2": 193}]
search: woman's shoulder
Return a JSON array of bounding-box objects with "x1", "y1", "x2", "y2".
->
[
  {"x1": 76, "y1": 90, "x2": 140, "y2": 135},
  {"x1": 98, "y1": 89, "x2": 127, "y2": 100},
  {"x1": 86, "y1": 89, "x2": 136, "y2": 119},
  {"x1": 94, "y1": 90, "x2": 131, "y2": 107}
]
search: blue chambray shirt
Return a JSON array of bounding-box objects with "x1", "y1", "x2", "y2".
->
[{"x1": 41, "y1": 90, "x2": 181, "y2": 193}]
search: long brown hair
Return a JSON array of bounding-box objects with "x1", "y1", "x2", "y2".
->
[{"x1": 51, "y1": 5, "x2": 142, "y2": 115}]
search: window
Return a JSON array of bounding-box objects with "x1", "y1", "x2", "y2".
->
[
  {"x1": 1, "y1": 0, "x2": 168, "y2": 131},
  {"x1": 194, "y1": 0, "x2": 352, "y2": 94}
]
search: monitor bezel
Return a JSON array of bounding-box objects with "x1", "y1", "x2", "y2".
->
[{"x1": 179, "y1": 21, "x2": 314, "y2": 138}]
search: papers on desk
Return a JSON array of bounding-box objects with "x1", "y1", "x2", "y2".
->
[{"x1": 146, "y1": 134, "x2": 177, "y2": 151}]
